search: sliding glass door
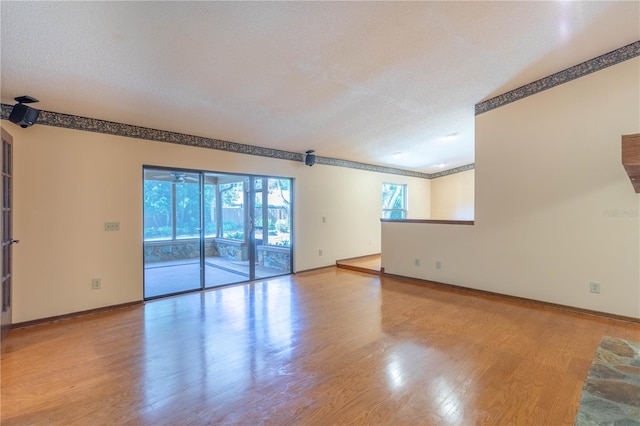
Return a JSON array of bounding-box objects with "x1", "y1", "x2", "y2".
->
[
  {"x1": 143, "y1": 169, "x2": 202, "y2": 298},
  {"x1": 143, "y1": 167, "x2": 292, "y2": 299}
]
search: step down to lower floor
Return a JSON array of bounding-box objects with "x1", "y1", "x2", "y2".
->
[{"x1": 336, "y1": 254, "x2": 382, "y2": 275}]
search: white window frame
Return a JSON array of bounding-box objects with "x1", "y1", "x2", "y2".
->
[{"x1": 382, "y1": 183, "x2": 407, "y2": 219}]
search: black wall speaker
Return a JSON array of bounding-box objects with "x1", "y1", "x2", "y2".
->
[
  {"x1": 9, "y1": 104, "x2": 39, "y2": 128},
  {"x1": 305, "y1": 150, "x2": 316, "y2": 166},
  {"x1": 9, "y1": 96, "x2": 40, "y2": 128}
]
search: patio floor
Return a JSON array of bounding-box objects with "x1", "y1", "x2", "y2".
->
[{"x1": 144, "y1": 256, "x2": 289, "y2": 299}]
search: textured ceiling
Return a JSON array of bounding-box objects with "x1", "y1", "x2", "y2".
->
[{"x1": 1, "y1": 1, "x2": 638, "y2": 173}]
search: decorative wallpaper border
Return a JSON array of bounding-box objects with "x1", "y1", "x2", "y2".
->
[
  {"x1": 1, "y1": 104, "x2": 437, "y2": 179},
  {"x1": 8, "y1": 41, "x2": 634, "y2": 179},
  {"x1": 1, "y1": 104, "x2": 303, "y2": 162},
  {"x1": 314, "y1": 155, "x2": 436, "y2": 178},
  {"x1": 475, "y1": 40, "x2": 640, "y2": 115},
  {"x1": 429, "y1": 163, "x2": 475, "y2": 179}
]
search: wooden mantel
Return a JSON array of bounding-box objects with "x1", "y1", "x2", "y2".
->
[{"x1": 622, "y1": 133, "x2": 640, "y2": 193}]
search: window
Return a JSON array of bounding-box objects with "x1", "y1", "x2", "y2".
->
[
  {"x1": 143, "y1": 170, "x2": 201, "y2": 240},
  {"x1": 253, "y1": 177, "x2": 291, "y2": 247},
  {"x1": 143, "y1": 179, "x2": 173, "y2": 240},
  {"x1": 219, "y1": 180, "x2": 245, "y2": 240},
  {"x1": 203, "y1": 180, "x2": 217, "y2": 237},
  {"x1": 382, "y1": 183, "x2": 407, "y2": 219}
]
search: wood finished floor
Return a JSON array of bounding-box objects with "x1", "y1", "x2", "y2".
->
[{"x1": 2, "y1": 267, "x2": 639, "y2": 425}]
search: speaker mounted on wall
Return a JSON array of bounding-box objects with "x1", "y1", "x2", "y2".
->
[
  {"x1": 9, "y1": 95, "x2": 40, "y2": 128},
  {"x1": 305, "y1": 150, "x2": 316, "y2": 166}
]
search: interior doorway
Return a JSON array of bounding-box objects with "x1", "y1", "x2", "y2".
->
[
  {"x1": 143, "y1": 167, "x2": 292, "y2": 299},
  {"x1": 1, "y1": 128, "x2": 15, "y2": 338}
]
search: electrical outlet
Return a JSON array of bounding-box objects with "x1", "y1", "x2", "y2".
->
[
  {"x1": 436, "y1": 261, "x2": 442, "y2": 269},
  {"x1": 414, "y1": 258, "x2": 420, "y2": 267},
  {"x1": 104, "y1": 222, "x2": 120, "y2": 231},
  {"x1": 322, "y1": 216, "x2": 326, "y2": 223},
  {"x1": 589, "y1": 281, "x2": 600, "y2": 294},
  {"x1": 92, "y1": 278, "x2": 102, "y2": 289},
  {"x1": 319, "y1": 249, "x2": 323, "y2": 256}
]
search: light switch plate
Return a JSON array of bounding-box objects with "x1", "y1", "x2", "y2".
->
[{"x1": 104, "y1": 222, "x2": 120, "y2": 231}]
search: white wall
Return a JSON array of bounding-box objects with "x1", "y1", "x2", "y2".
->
[
  {"x1": 5, "y1": 124, "x2": 430, "y2": 322},
  {"x1": 430, "y1": 169, "x2": 474, "y2": 220},
  {"x1": 382, "y1": 57, "x2": 640, "y2": 318}
]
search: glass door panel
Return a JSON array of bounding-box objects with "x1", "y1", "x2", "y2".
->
[
  {"x1": 143, "y1": 169, "x2": 202, "y2": 298},
  {"x1": 204, "y1": 175, "x2": 249, "y2": 288},
  {"x1": 255, "y1": 178, "x2": 291, "y2": 279}
]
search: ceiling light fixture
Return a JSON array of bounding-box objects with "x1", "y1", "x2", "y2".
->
[{"x1": 445, "y1": 132, "x2": 458, "y2": 140}]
